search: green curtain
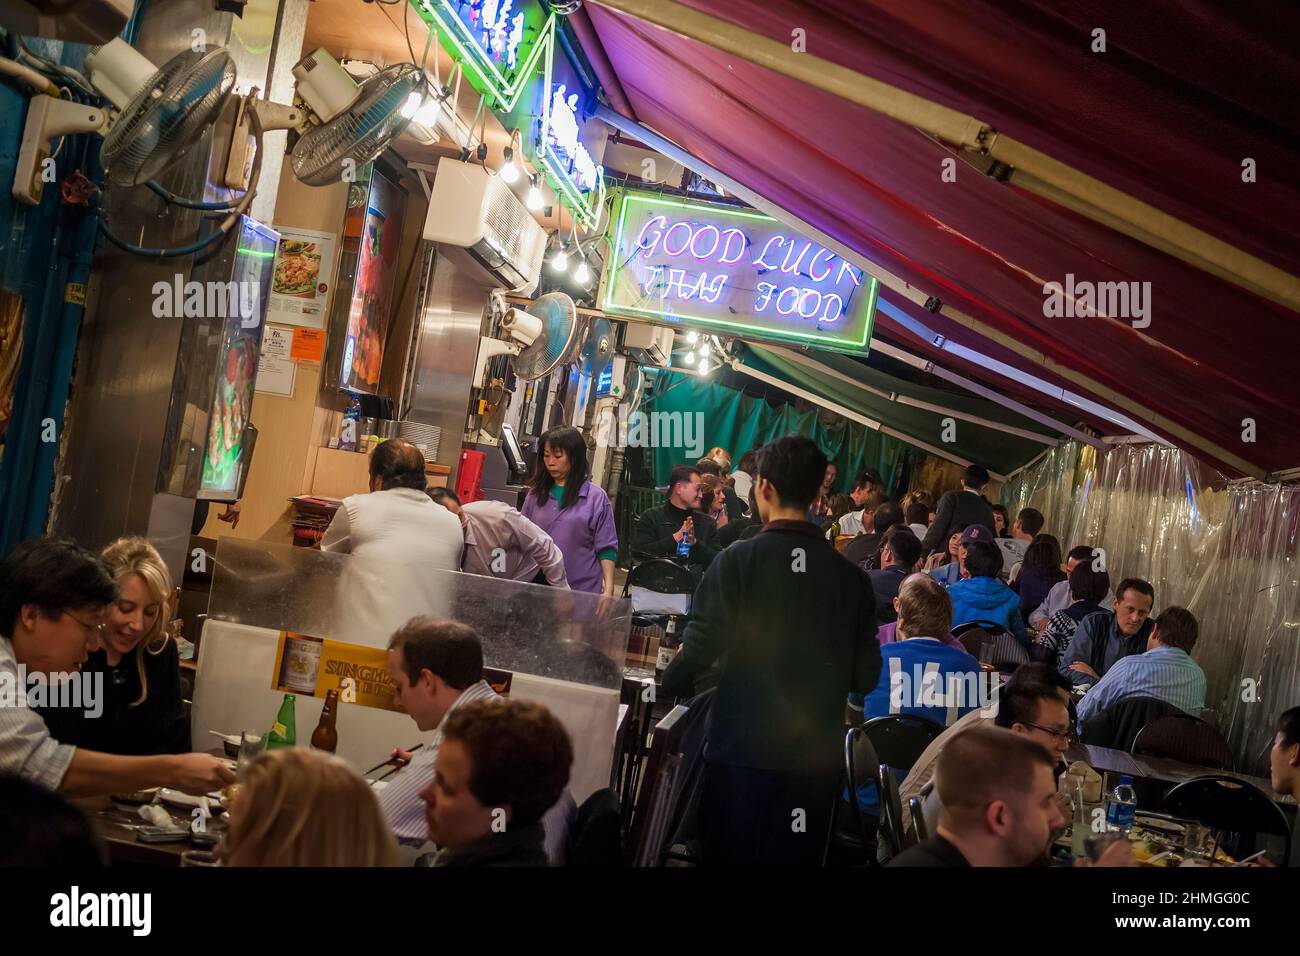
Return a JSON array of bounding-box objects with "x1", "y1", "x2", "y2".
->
[{"x1": 643, "y1": 370, "x2": 904, "y2": 491}]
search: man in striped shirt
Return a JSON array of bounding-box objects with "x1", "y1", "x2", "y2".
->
[
  {"x1": 378, "y1": 618, "x2": 499, "y2": 847},
  {"x1": 1076, "y1": 606, "x2": 1206, "y2": 732}
]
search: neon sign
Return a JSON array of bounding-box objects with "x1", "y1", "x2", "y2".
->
[
  {"x1": 535, "y1": 37, "x2": 604, "y2": 231},
  {"x1": 409, "y1": 0, "x2": 553, "y2": 111},
  {"x1": 602, "y1": 192, "x2": 878, "y2": 351}
]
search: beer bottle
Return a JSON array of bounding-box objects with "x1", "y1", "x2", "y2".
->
[
  {"x1": 656, "y1": 616, "x2": 678, "y2": 676},
  {"x1": 266, "y1": 693, "x2": 297, "y2": 749},
  {"x1": 310, "y1": 689, "x2": 339, "y2": 753}
]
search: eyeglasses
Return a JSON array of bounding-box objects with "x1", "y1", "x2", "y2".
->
[
  {"x1": 1023, "y1": 721, "x2": 1075, "y2": 743},
  {"x1": 62, "y1": 612, "x2": 104, "y2": 638}
]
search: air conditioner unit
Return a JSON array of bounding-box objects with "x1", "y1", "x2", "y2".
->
[
  {"x1": 622, "y1": 321, "x2": 674, "y2": 368},
  {"x1": 423, "y1": 158, "x2": 546, "y2": 295}
]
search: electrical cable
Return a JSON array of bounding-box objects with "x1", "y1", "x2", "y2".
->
[{"x1": 146, "y1": 180, "x2": 239, "y2": 210}]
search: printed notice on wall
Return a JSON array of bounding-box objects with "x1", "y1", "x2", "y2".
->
[
  {"x1": 255, "y1": 324, "x2": 296, "y2": 396},
  {"x1": 267, "y1": 226, "x2": 338, "y2": 329}
]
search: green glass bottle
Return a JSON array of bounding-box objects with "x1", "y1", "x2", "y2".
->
[{"x1": 266, "y1": 693, "x2": 297, "y2": 749}]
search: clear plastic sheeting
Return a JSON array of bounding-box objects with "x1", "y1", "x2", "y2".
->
[
  {"x1": 1002, "y1": 441, "x2": 1300, "y2": 775},
  {"x1": 207, "y1": 538, "x2": 631, "y2": 691}
]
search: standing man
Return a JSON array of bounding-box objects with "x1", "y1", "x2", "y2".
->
[
  {"x1": 321, "y1": 438, "x2": 465, "y2": 640},
  {"x1": 1059, "y1": 578, "x2": 1155, "y2": 686},
  {"x1": 631, "y1": 464, "x2": 721, "y2": 567},
  {"x1": 921, "y1": 465, "x2": 995, "y2": 559},
  {"x1": 661, "y1": 436, "x2": 882, "y2": 866},
  {"x1": 428, "y1": 488, "x2": 568, "y2": 588},
  {"x1": 0, "y1": 537, "x2": 233, "y2": 797}
]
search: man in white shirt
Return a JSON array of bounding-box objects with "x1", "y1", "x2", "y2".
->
[
  {"x1": 826, "y1": 469, "x2": 886, "y2": 539},
  {"x1": 321, "y1": 439, "x2": 464, "y2": 641},
  {"x1": 998, "y1": 507, "x2": 1043, "y2": 582}
]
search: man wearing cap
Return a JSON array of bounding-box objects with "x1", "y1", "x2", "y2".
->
[{"x1": 921, "y1": 465, "x2": 996, "y2": 559}]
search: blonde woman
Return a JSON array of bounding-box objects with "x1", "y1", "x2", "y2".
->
[
  {"x1": 222, "y1": 749, "x2": 398, "y2": 866},
  {"x1": 37, "y1": 537, "x2": 190, "y2": 755}
]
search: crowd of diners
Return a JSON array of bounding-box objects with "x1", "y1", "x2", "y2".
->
[{"x1": 1, "y1": 432, "x2": 1297, "y2": 867}]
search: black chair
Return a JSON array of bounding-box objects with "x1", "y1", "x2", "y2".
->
[
  {"x1": 908, "y1": 795, "x2": 929, "y2": 844},
  {"x1": 622, "y1": 557, "x2": 697, "y2": 600},
  {"x1": 840, "y1": 725, "x2": 883, "y2": 852},
  {"x1": 953, "y1": 621, "x2": 1029, "y2": 671},
  {"x1": 565, "y1": 788, "x2": 626, "y2": 867},
  {"x1": 877, "y1": 763, "x2": 906, "y2": 861},
  {"x1": 1162, "y1": 774, "x2": 1291, "y2": 863},
  {"x1": 1133, "y1": 715, "x2": 1235, "y2": 771},
  {"x1": 1081, "y1": 696, "x2": 1182, "y2": 751},
  {"x1": 861, "y1": 714, "x2": 946, "y2": 774}
]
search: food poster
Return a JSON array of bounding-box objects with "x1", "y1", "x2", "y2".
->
[
  {"x1": 339, "y1": 169, "x2": 404, "y2": 394},
  {"x1": 199, "y1": 219, "x2": 277, "y2": 500},
  {"x1": 267, "y1": 227, "x2": 338, "y2": 329}
]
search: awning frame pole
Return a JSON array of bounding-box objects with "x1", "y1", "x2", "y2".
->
[
  {"x1": 767, "y1": 345, "x2": 1059, "y2": 446},
  {"x1": 727, "y1": 358, "x2": 1008, "y2": 481}
]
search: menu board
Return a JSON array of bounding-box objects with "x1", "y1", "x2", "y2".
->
[{"x1": 266, "y1": 226, "x2": 338, "y2": 329}]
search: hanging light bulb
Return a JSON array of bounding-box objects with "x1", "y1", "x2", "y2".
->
[
  {"x1": 526, "y1": 176, "x2": 544, "y2": 211},
  {"x1": 683, "y1": 350, "x2": 696, "y2": 364},
  {"x1": 697, "y1": 357, "x2": 713, "y2": 376},
  {"x1": 699, "y1": 340, "x2": 711, "y2": 358},
  {"x1": 550, "y1": 244, "x2": 569, "y2": 273},
  {"x1": 413, "y1": 97, "x2": 442, "y2": 127},
  {"x1": 498, "y1": 146, "x2": 520, "y2": 184},
  {"x1": 696, "y1": 353, "x2": 709, "y2": 370},
  {"x1": 574, "y1": 258, "x2": 591, "y2": 284},
  {"x1": 686, "y1": 331, "x2": 699, "y2": 344}
]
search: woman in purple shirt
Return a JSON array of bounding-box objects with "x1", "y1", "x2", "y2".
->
[{"x1": 520, "y1": 426, "x2": 618, "y2": 595}]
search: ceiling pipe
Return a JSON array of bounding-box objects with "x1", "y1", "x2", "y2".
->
[{"x1": 566, "y1": 6, "x2": 637, "y2": 118}]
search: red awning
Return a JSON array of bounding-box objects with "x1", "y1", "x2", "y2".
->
[{"x1": 580, "y1": 1, "x2": 1300, "y2": 477}]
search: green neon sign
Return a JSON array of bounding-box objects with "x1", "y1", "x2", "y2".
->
[
  {"x1": 535, "y1": 31, "x2": 604, "y2": 231},
  {"x1": 408, "y1": 0, "x2": 553, "y2": 111},
  {"x1": 601, "y1": 191, "x2": 878, "y2": 352}
]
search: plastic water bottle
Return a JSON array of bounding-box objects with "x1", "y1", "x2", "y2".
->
[
  {"x1": 1104, "y1": 774, "x2": 1137, "y2": 834},
  {"x1": 675, "y1": 532, "x2": 691, "y2": 559}
]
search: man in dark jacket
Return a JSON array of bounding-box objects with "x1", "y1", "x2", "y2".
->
[
  {"x1": 631, "y1": 464, "x2": 721, "y2": 567},
  {"x1": 1059, "y1": 578, "x2": 1155, "y2": 686},
  {"x1": 662, "y1": 435, "x2": 882, "y2": 866},
  {"x1": 866, "y1": 527, "x2": 924, "y2": 624},
  {"x1": 921, "y1": 465, "x2": 996, "y2": 558},
  {"x1": 844, "y1": 501, "x2": 903, "y2": 568},
  {"x1": 424, "y1": 698, "x2": 572, "y2": 867}
]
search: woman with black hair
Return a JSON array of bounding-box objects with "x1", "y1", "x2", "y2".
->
[
  {"x1": 1011, "y1": 533, "x2": 1067, "y2": 622},
  {"x1": 520, "y1": 426, "x2": 618, "y2": 595}
]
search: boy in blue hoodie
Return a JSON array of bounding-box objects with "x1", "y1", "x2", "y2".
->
[{"x1": 946, "y1": 528, "x2": 1029, "y2": 644}]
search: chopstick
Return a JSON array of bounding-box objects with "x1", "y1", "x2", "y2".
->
[
  {"x1": 1233, "y1": 850, "x2": 1267, "y2": 866},
  {"x1": 364, "y1": 744, "x2": 423, "y2": 776}
]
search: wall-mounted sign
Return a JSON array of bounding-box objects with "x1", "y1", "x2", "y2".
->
[
  {"x1": 535, "y1": 35, "x2": 604, "y2": 231},
  {"x1": 410, "y1": 0, "x2": 554, "y2": 111},
  {"x1": 601, "y1": 192, "x2": 879, "y2": 352}
]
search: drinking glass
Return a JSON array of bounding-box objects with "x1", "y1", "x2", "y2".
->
[
  {"x1": 1182, "y1": 822, "x2": 1211, "y2": 858},
  {"x1": 238, "y1": 730, "x2": 265, "y2": 769},
  {"x1": 977, "y1": 642, "x2": 995, "y2": 670}
]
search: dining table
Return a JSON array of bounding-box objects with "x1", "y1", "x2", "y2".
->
[{"x1": 1065, "y1": 742, "x2": 1296, "y2": 809}]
